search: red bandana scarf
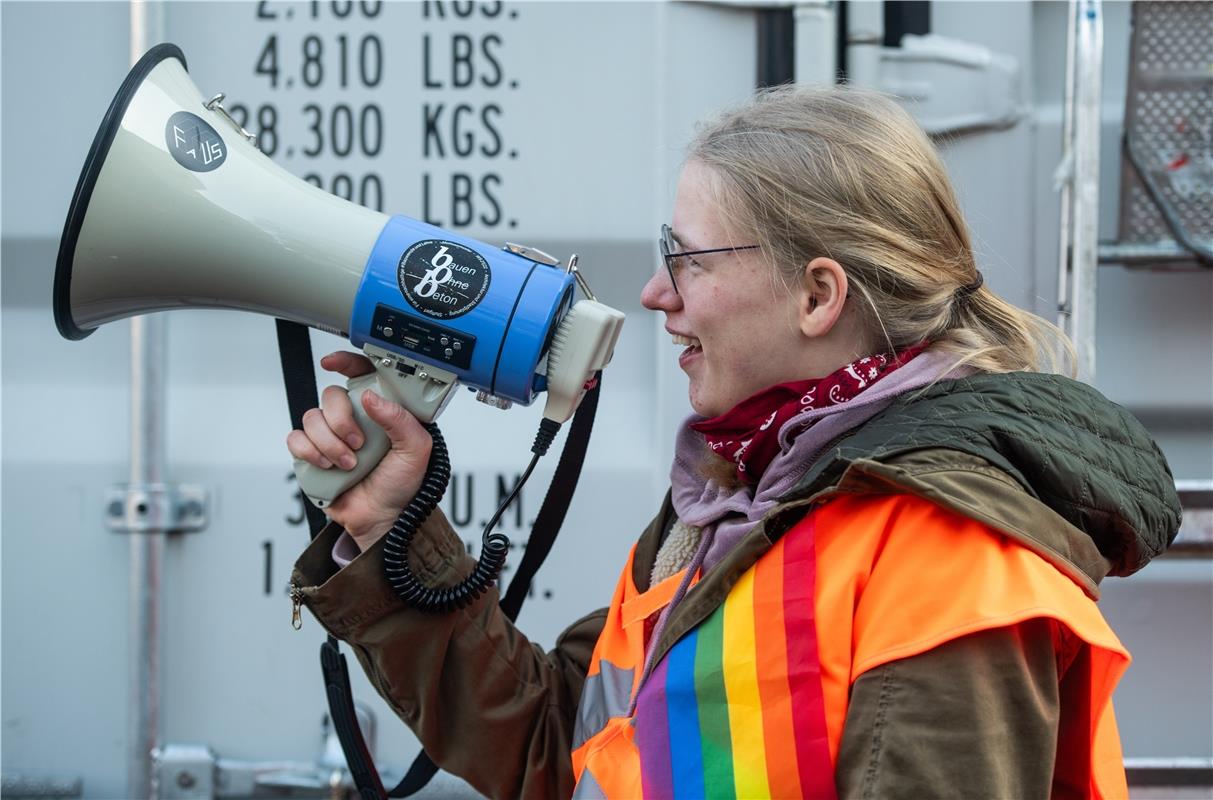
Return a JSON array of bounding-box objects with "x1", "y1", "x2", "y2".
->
[{"x1": 691, "y1": 343, "x2": 930, "y2": 485}]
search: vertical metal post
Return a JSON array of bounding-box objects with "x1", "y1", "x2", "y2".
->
[
  {"x1": 129, "y1": 314, "x2": 166, "y2": 800},
  {"x1": 1056, "y1": 0, "x2": 1078, "y2": 332},
  {"x1": 794, "y1": 2, "x2": 838, "y2": 85},
  {"x1": 845, "y1": 0, "x2": 883, "y2": 88},
  {"x1": 1070, "y1": 0, "x2": 1103, "y2": 382},
  {"x1": 128, "y1": 5, "x2": 166, "y2": 798}
]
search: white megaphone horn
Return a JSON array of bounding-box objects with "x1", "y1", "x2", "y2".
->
[{"x1": 56, "y1": 43, "x2": 625, "y2": 508}]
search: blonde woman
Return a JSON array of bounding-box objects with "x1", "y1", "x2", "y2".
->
[{"x1": 289, "y1": 86, "x2": 1180, "y2": 799}]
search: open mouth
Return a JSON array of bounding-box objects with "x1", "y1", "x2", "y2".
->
[
  {"x1": 672, "y1": 333, "x2": 701, "y2": 349},
  {"x1": 672, "y1": 333, "x2": 702, "y2": 365}
]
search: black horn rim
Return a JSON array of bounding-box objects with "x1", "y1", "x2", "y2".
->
[{"x1": 54, "y1": 43, "x2": 187, "y2": 340}]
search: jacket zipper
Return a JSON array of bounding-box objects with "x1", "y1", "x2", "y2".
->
[{"x1": 285, "y1": 582, "x2": 397, "y2": 714}]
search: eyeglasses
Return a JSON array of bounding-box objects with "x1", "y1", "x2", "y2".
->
[{"x1": 659, "y1": 223, "x2": 759, "y2": 294}]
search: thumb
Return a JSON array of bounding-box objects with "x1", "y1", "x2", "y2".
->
[
  {"x1": 362, "y1": 390, "x2": 427, "y2": 451},
  {"x1": 321, "y1": 350, "x2": 376, "y2": 379}
]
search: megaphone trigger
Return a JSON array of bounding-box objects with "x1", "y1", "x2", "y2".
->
[{"x1": 294, "y1": 350, "x2": 459, "y2": 508}]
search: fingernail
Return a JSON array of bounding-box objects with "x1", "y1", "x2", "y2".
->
[
  {"x1": 346, "y1": 434, "x2": 363, "y2": 449},
  {"x1": 339, "y1": 454, "x2": 357, "y2": 470},
  {"x1": 318, "y1": 457, "x2": 333, "y2": 469}
]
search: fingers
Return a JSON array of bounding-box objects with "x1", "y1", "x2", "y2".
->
[
  {"x1": 320, "y1": 351, "x2": 375, "y2": 379},
  {"x1": 286, "y1": 429, "x2": 333, "y2": 469},
  {"x1": 301, "y1": 407, "x2": 358, "y2": 469},
  {"x1": 321, "y1": 384, "x2": 364, "y2": 450},
  {"x1": 362, "y1": 390, "x2": 430, "y2": 453}
]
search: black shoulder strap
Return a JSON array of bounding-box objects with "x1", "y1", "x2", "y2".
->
[
  {"x1": 389, "y1": 376, "x2": 601, "y2": 797},
  {"x1": 275, "y1": 320, "x2": 386, "y2": 798},
  {"x1": 275, "y1": 319, "x2": 329, "y2": 538},
  {"x1": 500, "y1": 374, "x2": 600, "y2": 620}
]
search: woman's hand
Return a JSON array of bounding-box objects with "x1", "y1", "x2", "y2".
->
[{"x1": 286, "y1": 351, "x2": 434, "y2": 552}]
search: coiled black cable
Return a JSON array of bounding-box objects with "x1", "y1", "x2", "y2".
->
[{"x1": 382, "y1": 422, "x2": 543, "y2": 613}]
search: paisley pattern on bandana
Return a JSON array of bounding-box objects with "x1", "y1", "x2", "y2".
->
[{"x1": 691, "y1": 343, "x2": 929, "y2": 485}]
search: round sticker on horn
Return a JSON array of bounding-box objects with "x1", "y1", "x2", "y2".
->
[
  {"x1": 398, "y1": 240, "x2": 491, "y2": 319},
  {"x1": 165, "y1": 111, "x2": 227, "y2": 172}
]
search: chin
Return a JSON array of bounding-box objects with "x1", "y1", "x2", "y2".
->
[{"x1": 687, "y1": 392, "x2": 722, "y2": 419}]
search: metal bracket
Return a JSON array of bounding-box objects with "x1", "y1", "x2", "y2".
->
[
  {"x1": 204, "y1": 93, "x2": 259, "y2": 149},
  {"x1": 1171, "y1": 480, "x2": 1213, "y2": 556},
  {"x1": 105, "y1": 483, "x2": 209, "y2": 533},
  {"x1": 874, "y1": 34, "x2": 1026, "y2": 137},
  {"x1": 156, "y1": 705, "x2": 385, "y2": 798},
  {"x1": 155, "y1": 743, "x2": 363, "y2": 799},
  {"x1": 503, "y1": 242, "x2": 561, "y2": 266}
]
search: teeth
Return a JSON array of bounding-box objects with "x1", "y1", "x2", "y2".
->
[{"x1": 672, "y1": 334, "x2": 701, "y2": 348}]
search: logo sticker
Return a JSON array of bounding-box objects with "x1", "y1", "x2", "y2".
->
[
  {"x1": 165, "y1": 111, "x2": 227, "y2": 172},
  {"x1": 398, "y1": 240, "x2": 491, "y2": 319}
]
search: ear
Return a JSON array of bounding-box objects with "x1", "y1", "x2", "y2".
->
[{"x1": 797, "y1": 257, "x2": 849, "y2": 338}]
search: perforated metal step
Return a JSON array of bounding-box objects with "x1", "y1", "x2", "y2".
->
[{"x1": 1116, "y1": 1, "x2": 1212, "y2": 266}]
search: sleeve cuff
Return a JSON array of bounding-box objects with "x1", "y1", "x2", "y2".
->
[
  {"x1": 291, "y1": 509, "x2": 471, "y2": 639},
  {"x1": 332, "y1": 531, "x2": 361, "y2": 568}
]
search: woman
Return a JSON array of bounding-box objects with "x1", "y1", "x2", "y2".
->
[{"x1": 288, "y1": 86, "x2": 1180, "y2": 799}]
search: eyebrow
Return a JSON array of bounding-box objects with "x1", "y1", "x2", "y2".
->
[{"x1": 669, "y1": 228, "x2": 699, "y2": 252}]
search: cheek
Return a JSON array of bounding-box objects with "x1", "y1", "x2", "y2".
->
[{"x1": 706, "y1": 302, "x2": 795, "y2": 381}]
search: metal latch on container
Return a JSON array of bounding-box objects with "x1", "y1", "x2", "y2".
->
[
  {"x1": 155, "y1": 704, "x2": 383, "y2": 798},
  {"x1": 105, "y1": 483, "x2": 210, "y2": 533}
]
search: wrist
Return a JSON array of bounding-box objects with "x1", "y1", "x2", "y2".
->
[{"x1": 345, "y1": 516, "x2": 396, "y2": 552}]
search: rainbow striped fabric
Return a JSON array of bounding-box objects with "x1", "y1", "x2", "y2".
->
[{"x1": 633, "y1": 520, "x2": 836, "y2": 799}]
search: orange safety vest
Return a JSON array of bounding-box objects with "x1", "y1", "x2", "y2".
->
[{"x1": 570, "y1": 494, "x2": 1130, "y2": 799}]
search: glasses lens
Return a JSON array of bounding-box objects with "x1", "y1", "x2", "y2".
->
[
  {"x1": 659, "y1": 224, "x2": 680, "y2": 293},
  {"x1": 660, "y1": 224, "x2": 674, "y2": 257}
]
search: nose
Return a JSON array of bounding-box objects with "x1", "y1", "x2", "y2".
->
[{"x1": 640, "y1": 266, "x2": 681, "y2": 312}]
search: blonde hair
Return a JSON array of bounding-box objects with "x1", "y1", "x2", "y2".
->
[{"x1": 688, "y1": 84, "x2": 1073, "y2": 376}]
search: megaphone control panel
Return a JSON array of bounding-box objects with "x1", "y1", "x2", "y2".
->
[{"x1": 371, "y1": 305, "x2": 475, "y2": 371}]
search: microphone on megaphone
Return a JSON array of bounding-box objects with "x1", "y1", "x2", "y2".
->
[{"x1": 56, "y1": 44, "x2": 625, "y2": 513}]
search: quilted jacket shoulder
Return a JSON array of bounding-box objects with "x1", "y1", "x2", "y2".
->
[{"x1": 784, "y1": 372, "x2": 1182, "y2": 577}]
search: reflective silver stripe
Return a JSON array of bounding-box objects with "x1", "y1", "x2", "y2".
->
[
  {"x1": 572, "y1": 766, "x2": 608, "y2": 799},
  {"x1": 572, "y1": 659, "x2": 635, "y2": 751}
]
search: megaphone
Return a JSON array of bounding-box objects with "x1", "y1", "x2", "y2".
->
[{"x1": 56, "y1": 43, "x2": 625, "y2": 508}]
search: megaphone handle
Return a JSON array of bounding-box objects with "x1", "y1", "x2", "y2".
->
[{"x1": 294, "y1": 373, "x2": 391, "y2": 509}]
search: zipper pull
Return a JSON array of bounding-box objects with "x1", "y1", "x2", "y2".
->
[{"x1": 289, "y1": 583, "x2": 303, "y2": 630}]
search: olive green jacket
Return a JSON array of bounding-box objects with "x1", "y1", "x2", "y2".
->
[{"x1": 292, "y1": 373, "x2": 1180, "y2": 799}]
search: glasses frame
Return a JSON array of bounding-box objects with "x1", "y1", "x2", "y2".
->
[{"x1": 659, "y1": 223, "x2": 759, "y2": 294}]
